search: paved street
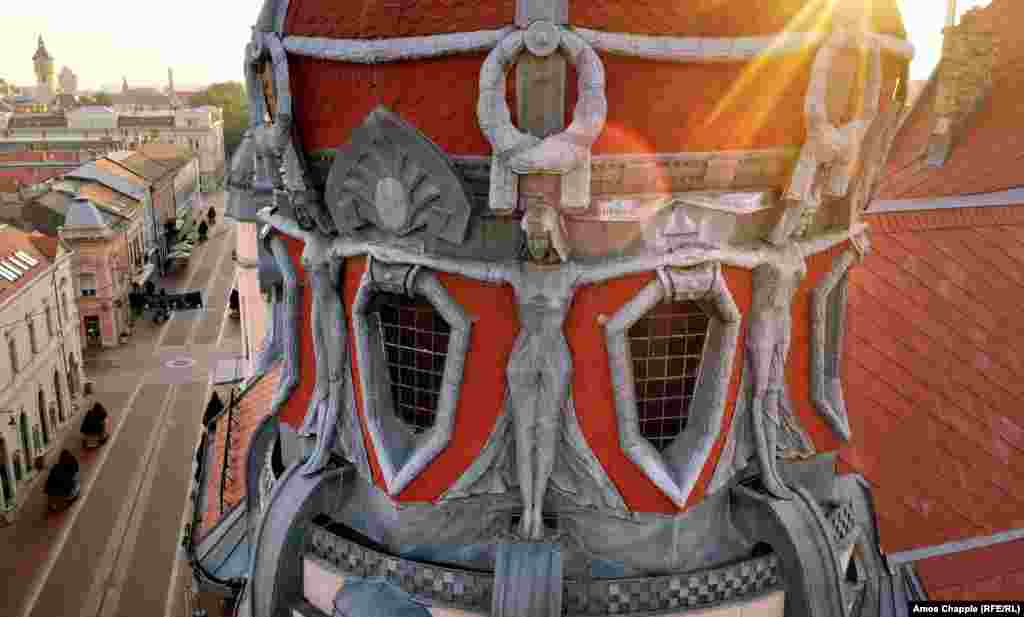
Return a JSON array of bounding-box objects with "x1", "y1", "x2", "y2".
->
[{"x1": 0, "y1": 191, "x2": 243, "y2": 617}]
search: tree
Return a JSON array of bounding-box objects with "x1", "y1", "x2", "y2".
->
[
  {"x1": 189, "y1": 82, "x2": 249, "y2": 159},
  {"x1": 79, "y1": 92, "x2": 113, "y2": 106}
]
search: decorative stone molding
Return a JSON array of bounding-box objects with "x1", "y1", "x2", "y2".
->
[
  {"x1": 604, "y1": 262, "x2": 740, "y2": 508},
  {"x1": 267, "y1": 233, "x2": 301, "y2": 414},
  {"x1": 478, "y1": 28, "x2": 606, "y2": 213},
  {"x1": 352, "y1": 264, "x2": 471, "y2": 496},
  {"x1": 283, "y1": 29, "x2": 515, "y2": 64},
  {"x1": 772, "y1": 21, "x2": 883, "y2": 244},
  {"x1": 809, "y1": 248, "x2": 861, "y2": 441},
  {"x1": 576, "y1": 28, "x2": 914, "y2": 63},
  {"x1": 325, "y1": 108, "x2": 473, "y2": 245},
  {"x1": 307, "y1": 517, "x2": 782, "y2": 616},
  {"x1": 276, "y1": 29, "x2": 913, "y2": 66}
]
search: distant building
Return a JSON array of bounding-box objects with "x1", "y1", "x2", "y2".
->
[
  {"x1": 32, "y1": 37, "x2": 56, "y2": 106},
  {"x1": 0, "y1": 225, "x2": 85, "y2": 524},
  {"x1": 0, "y1": 106, "x2": 224, "y2": 189},
  {"x1": 58, "y1": 67, "x2": 77, "y2": 96},
  {"x1": 58, "y1": 195, "x2": 144, "y2": 349}
]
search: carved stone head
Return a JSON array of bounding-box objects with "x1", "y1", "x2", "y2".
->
[{"x1": 519, "y1": 174, "x2": 568, "y2": 263}]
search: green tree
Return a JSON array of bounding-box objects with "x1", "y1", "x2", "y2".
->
[
  {"x1": 92, "y1": 92, "x2": 113, "y2": 106},
  {"x1": 189, "y1": 82, "x2": 249, "y2": 159}
]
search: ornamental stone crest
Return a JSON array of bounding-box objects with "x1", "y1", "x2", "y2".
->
[{"x1": 325, "y1": 107, "x2": 473, "y2": 245}]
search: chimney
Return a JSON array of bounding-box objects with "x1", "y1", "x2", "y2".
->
[{"x1": 927, "y1": 7, "x2": 997, "y2": 166}]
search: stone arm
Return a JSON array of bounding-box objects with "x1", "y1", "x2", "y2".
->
[
  {"x1": 577, "y1": 243, "x2": 749, "y2": 285},
  {"x1": 794, "y1": 223, "x2": 867, "y2": 259},
  {"x1": 366, "y1": 244, "x2": 513, "y2": 285}
]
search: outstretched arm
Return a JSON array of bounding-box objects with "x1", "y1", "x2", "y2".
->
[
  {"x1": 368, "y1": 244, "x2": 511, "y2": 284},
  {"x1": 578, "y1": 244, "x2": 728, "y2": 285},
  {"x1": 795, "y1": 223, "x2": 867, "y2": 258},
  {"x1": 258, "y1": 206, "x2": 308, "y2": 241}
]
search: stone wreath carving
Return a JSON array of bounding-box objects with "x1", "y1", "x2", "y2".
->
[
  {"x1": 773, "y1": 16, "x2": 882, "y2": 243},
  {"x1": 477, "y1": 26, "x2": 607, "y2": 213}
]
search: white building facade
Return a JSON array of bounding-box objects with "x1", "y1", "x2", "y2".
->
[{"x1": 0, "y1": 228, "x2": 85, "y2": 523}]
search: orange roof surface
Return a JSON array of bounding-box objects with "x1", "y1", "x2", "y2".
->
[
  {"x1": 913, "y1": 538, "x2": 1024, "y2": 601},
  {"x1": 201, "y1": 364, "x2": 281, "y2": 536},
  {"x1": 841, "y1": 206, "x2": 1024, "y2": 597},
  {"x1": 877, "y1": 0, "x2": 1024, "y2": 200},
  {"x1": 28, "y1": 231, "x2": 58, "y2": 259}
]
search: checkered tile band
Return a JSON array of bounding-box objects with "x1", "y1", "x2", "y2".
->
[
  {"x1": 828, "y1": 501, "x2": 857, "y2": 544},
  {"x1": 307, "y1": 522, "x2": 782, "y2": 616}
]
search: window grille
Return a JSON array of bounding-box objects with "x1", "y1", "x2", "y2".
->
[
  {"x1": 374, "y1": 292, "x2": 450, "y2": 434},
  {"x1": 627, "y1": 300, "x2": 709, "y2": 451},
  {"x1": 80, "y1": 273, "x2": 97, "y2": 297}
]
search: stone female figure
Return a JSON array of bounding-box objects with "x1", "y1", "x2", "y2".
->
[{"x1": 369, "y1": 207, "x2": 717, "y2": 540}]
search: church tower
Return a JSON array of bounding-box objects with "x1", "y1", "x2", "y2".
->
[{"x1": 32, "y1": 36, "x2": 56, "y2": 105}]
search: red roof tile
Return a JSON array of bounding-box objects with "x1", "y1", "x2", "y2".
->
[
  {"x1": 28, "y1": 231, "x2": 58, "y2": 259},
  {"x1": 0, "y1": 226, "x2": 53, "y2": 303},
  {"x1": 200, "y1": 364, "x2": 282, "y2": 536},
  {"x1": 877, "y1": 0, "x2": 1024, "y2": 200},
  {"x1": 842, "y1": 206, "x2": 1024, "y2": 600},
  {"x1": 914, "y1": 540, "x2": 1024, "y2": 601}
]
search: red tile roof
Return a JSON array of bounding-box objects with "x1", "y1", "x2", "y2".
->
[
  {"x1": 28, "y1": 231, "x2": 58, "y2": 259},
  {"x1": 201, "y1": 364, "x2": 281, "y2": 536},
  {"x1": 914, "y1": 539, "x2": 1024, "y2": 601},
  {"x1": 0, "y1": 225, "x2": 53, "y2": 302},
  {"x1": 876, "y1": 0, "x2": 1024, "y2": 200},
  {"x1": 841, "y1": 207, "x2": 1024, "y2": 591}
]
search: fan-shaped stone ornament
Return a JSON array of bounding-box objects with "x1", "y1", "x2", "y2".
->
[{"x1": 325, "y1": 107, "x2": 473, "y2": 245}]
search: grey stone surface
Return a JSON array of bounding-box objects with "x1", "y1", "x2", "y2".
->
[
  {"x1": 604, "y1": 262, "x2": 740, "y2": 508},
  {"x1": 325, "y1": 107, "x2": 473, "y2": 245},
  {"x1": 492, "y1": 542, "x2": 563, "y2": 617}
]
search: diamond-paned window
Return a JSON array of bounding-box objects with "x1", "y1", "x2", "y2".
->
[
  {"x1": 628, "y1": 300, "x2": 709, "y2": 451},
  {"x1": 373, "y1": 292, "x2": 450, "y2": 434}
]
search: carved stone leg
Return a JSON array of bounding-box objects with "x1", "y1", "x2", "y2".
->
[
  {"x1": 300, "y1": 268, "x2": 329, "y2": 440},
  {"x1": 530, "y1": 341, "x2": 572, "y2": 540},
  {"x1": 269, "y1": 234, "x2": 300, "y2": 414},
  {"x1": 507, "y1": 334, "x2": 538, "y2": 538},
  {"x1": 303, "y1": 263, "x2": 350, "y2": 477}
]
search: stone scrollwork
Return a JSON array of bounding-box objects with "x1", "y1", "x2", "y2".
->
[
  {"x1": 325, "y1": 107, "x2": 473, "y2": 245},
  {"x1": 604, "y1": 262, "x2": 740, "y2": 508},
  {"x1": 478, "y1": 27, "x2": 606, "y2": 213}
]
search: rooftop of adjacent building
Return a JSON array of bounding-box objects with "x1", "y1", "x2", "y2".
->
[
  {"x1": 876, "y1": 0, "x2": 1023, "y2": 201},
  {"x1": 853, "y1": 1, "x2": 1024, "y2": 597},
  {"x1": 0, "y1": 223, "x2": 61, "y2": 304}
]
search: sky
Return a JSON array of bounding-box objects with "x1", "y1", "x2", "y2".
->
[{"x1": 0, "y1": 1, "x2": 993, "y2": 92}]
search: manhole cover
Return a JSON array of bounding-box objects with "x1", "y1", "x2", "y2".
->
[{"x1": 165, "y1": 358, "x2": 196, "y2": 369}]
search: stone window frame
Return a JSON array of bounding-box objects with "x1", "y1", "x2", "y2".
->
[
  {"x1": 604, "y1": 262, "x2": 741, "y2": 508},
  {"x1": 810, "y1": 249, "x2": 856, "y2": 441},
  {"x1": 351, "y1": 258, "x2": 471, "y2": 497}
]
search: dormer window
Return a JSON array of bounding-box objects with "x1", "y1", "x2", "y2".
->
[{"x1": 627, "y1": 300, "x2": 710, "y2": 451}]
